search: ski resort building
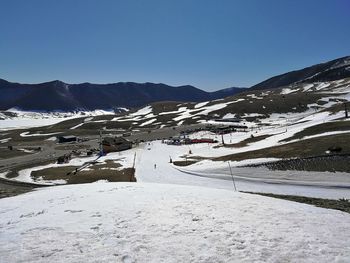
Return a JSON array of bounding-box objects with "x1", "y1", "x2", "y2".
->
[{"x1": 102, "y1": 137, "x2": 132, "y2": 153}]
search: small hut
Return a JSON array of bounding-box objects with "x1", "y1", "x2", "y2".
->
[{"x1": 57, "y1": 135, "x2": 77, "y2": 144}]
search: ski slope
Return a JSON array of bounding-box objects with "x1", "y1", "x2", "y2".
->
[{"x1": 1, "y1": 183, "x2": 349, "y2": 262}]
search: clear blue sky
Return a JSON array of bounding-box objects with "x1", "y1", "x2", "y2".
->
[{"x1": 1, "y1": 0, "x2": 349, "y2": 91}]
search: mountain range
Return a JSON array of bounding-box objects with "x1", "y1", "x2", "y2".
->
[
  {"x1": 1, "y1": 55, "x2": 349, "y2": 112},
  {"x1": 0, "y1": 79, "x2": 244, "y2": 111}
]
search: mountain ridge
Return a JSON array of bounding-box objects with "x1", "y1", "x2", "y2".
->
[
  {"x1": 250, "y1": 56, "x2": 350, "y2": 90},
  {"x1": 0, "y1": 78, "x2": 244, "y2": 111},
  {"x1": 2, "y1": 55, "x2": 350, "y2": 112}
]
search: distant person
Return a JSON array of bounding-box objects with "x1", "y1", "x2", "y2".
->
[{"x1": 154, "y1": 164, "x2": 157, "y2": 169}]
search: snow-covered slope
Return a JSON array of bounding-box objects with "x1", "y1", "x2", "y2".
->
[
  {"x1": 0, "y1": 109, "x2": 118, "y2": 130},
  {"x1": 97, "y1": 77, "x2": 350, "y2": 129},
  {"x1": 1, "y1": 182, "x2": 349, "y2": 263},
  {"x1": 250, "y1": 56, "x2": 350, "y2": 90},
  {"x1": 1, "y1": 77, "x2": 349, "y2": 132}
]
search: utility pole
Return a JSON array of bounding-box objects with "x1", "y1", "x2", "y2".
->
[
  {"x1": 228, "y1": 161, "x2": 237, "y2": 192},
  {"x1": 132, "y1": 152, "x2": 137, "y2": 168},
  {"x1": 345, "y1": 102, "x2": 349, "y2": 118},
  {"x1": 99, "y1": 130, "x2": 103, "y2": 156}
]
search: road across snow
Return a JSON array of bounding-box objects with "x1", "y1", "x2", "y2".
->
[{"x1": 1, "y1": 182, "x2": 350, "y2": 263}]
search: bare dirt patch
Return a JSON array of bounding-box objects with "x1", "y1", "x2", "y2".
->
[
  {"x1": 220, "y1": 134, "x2": 272, "y2": 148},
  {"x1": 216, "y1": 134, "x2": 350, "y2": 162},
  {"x1": 282, "y1": 120, "x2": 350, "y2": 142},
  {"x1": 173, "y1": 160, "x2": 198, "y2": 166},
  {"x1": 0, "y1": 181, "x2": 34, "y2": 198},
  {"x1": 54, "y1": 143, "x2": 92, "y2": 151},
  {"x1": 30, "y1": 160, "x2": 136, "y2": 184},
  {"x1": 245, "y1": 155, "x2": 350, "y2": 173},
  {"x1": 0, "y1": 148, "x2": 33, "y2": 159},
  {"x1": 245, "y1": 192, "x2": 350, "y2": 214}
]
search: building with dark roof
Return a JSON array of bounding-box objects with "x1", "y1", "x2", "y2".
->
[
  {"x1": 102, "y1": 137, "x2": 132, "y2": 153},
  {"x1": 57, "y1": 135, "x2": 77, "y2": 143}
]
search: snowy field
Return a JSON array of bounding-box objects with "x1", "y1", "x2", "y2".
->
[{"x1": 1, "y1": 183, "x2": 350, "y2": 262}]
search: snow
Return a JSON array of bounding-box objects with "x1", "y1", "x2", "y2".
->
[
  {"x1": 45, "y1": 136, "x2": 57, "y2": 141},
  {"x1": 158, "y1": 108, "x2": 187, "y2": 115},
  {"x1": 129, "y1": 105, "x2": 152, "y2": 116},
  {"x1": 5, "y1": 107, "x2": 349, "y2": 198},
  {"x1": 194, "y1": 101, "x2": 209, "y2": 108},
  {"x1": 0, "y1": 171, "x2": 8, "y2": 178},
  {"x1": 20, "y1": 131, "x2": 62, "y2": 137},
  {"x1": 0, "y1": 119, "x2": 67, "y2": 131},
  {"x1": 302, "y1": 84, "x2": 314, "y2": 92},
  {"x1": 170, "y1": 110, "x2": 345, "y2": 161},
  {"x1": 21, "y1": 105, "x2": 350, "y2": 197},
  {"x1": 233, "y1": 98, "x2": 245, "y2": 103},
  {"x1": 178, "y1": 160, "x2": 350, "y2": 193},
  {"x1": 246, "y1": 94, "x2": 263, "y2": 99},
  {"x1": 70, "y1": 123, "x2": 85, "y2": 129},
  {"x1": 222, "y1": 113, "x2": 236, "y2": 119},
  {"x1": 314, "y1": 82, "x2": 331, "y2": 90},
  {"x1": 144, "y1": 113, "x2": 156, "y2": 119},
  {"x1": 1, "y1": 100, "x2": 350, "y2": 263},
  {"x1": 1, "y1": 183, "x2": 350, "y2": 262},
  {"x1": 172, "y1": 102, "x2": 234, "y2": 122},
  {"x1": 242, "y1": 113, "x2": 264, "y2": 118},
  {"x1": 133, "y1": 141, "x2": 350, "y2": 199},
  {"x1": 0, "y1": 109, "x2": 115, "y2": 131},
  {"x1": 280, "y1": 88, "x2": 299, "y2": 95},
  {"x1": 115, "y1": 100, "x2": 245, "y2": 123},
  {"x1": 110, "y1": 107, "x2": 155, "y2": 123},
  {"x1": 3, "y1": 152, "x2": 135, "y2": 185},
  {"x1": 17, "y1": 148, "x2": 36, "y2": 154},
  {"x1": 139, "y1": 118, "x2": 157, "y2": 127},
  {"x1": 117, "y1": 107, "x2": 129, "y2": 112},
  {"x1": 0, "y1": 137, "x2": 11, "y2": 143}
]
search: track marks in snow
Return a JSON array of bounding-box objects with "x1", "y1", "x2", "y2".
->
[{"x1": 1, "y1": 183, "x2": 350, "y2": 262}]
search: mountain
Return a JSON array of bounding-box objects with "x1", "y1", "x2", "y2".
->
[
  {"x1": 250, "y1": 56, "x2": 350, "y2": 90},
  {"x1": 2, "y1": 55, "x2": 349, "y2": 112},
  {"x1": 0, "y1": 79, "x2": 245, "y2": 111},
  {"x1": 209, "y1": 87, "x2": 245, "y2": 99}
]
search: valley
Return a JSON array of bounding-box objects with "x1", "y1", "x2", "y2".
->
[
  {"x1": 1, "y1": 70, "x2": 350, "y2": 199},
  {"x1": 1, "y1": 56, "x2": 350, "y2": 262}
]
